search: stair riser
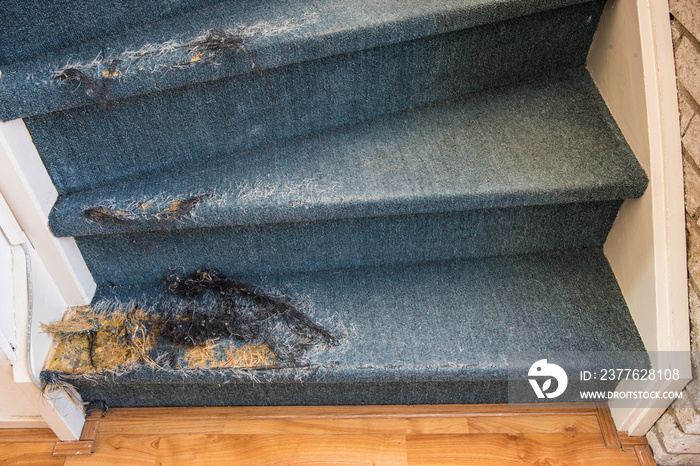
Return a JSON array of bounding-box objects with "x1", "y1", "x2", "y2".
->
[
  {"x1": 26, "y1": 1, "x2": 603, "y2": 194},
  {"x1": 66, "y1": 379, "x2": 625, "y2": 407},
  {"x1": 76, "y1": 200, "x2": 621, "y2": 286}
]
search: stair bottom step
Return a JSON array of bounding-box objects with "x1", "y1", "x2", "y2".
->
[{"x1": 42, "y1": 248, "x2": 646, "y2": 407}]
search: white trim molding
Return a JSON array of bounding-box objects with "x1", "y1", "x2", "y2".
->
[
  {"x1": 0, "y1": 119, "x2": 95, "y2": 306},
  {"x1": 0, "y1": 199, "x2": 85, "y2": 439},
  {"x1": 589, "y1": 0, "x2": 691, "y2": 436},
  {"x1": 0, "y1": 119, "x2": 93, "y2": 439}
]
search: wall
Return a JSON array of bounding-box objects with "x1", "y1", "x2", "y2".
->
[
  {"x1": 0, "y1": 225, "x2": 45, "y2": 427},
  {"x1": 647, "y1": 1, "x2": 700, "y2": 464},
  {"x1": 0, "y1": 354, "x2": 46, "y2": 426}
]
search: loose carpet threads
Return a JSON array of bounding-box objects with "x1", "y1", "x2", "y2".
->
[
  {"x1": 53, "y1": 58, "x2": 119, "y2": 108},
  {"x1": 123, "y1": 308, "x2": 164, "y2": 369},
  {"x1": 50, "y1": 14, "x2": 309, "y2": 106},
  {"x1": 41, "y1": 371, "x2": 86, "y2": 407},
  {"x1": 40, "y1": 305, "x2": 97, "y2": 337},
  {"x1": 53, "y1": 13, "x2": 318, "y2": 78},
  {"x1": 83, "y1": 193, "x2": 212, "y2": 227},
  {"x1": 233, "y1": 176, "x2": 337, "y2": 210},
  {"x1": 165, "y1": 269, "x2": 340, "y2": 353},
  {"x1": 224, "y1": 343, "x2": 276, "y2": 368},
  {"x1": 41, "y1": 304, "x2": 130, "y2": 339},
  {"x1": 160, "y1": 305, "x2": 257, "y2": 346},
  {"x1": 187, "y1": 29, "x2": 274, "y2": 101}
]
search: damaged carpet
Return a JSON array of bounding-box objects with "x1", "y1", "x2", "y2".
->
[
  {"x1": 42, "y1": 269, "x2": 340, "y2": 380},
  {"x1": 39, "y1": 251, "x2": 648, "y2": 408}
]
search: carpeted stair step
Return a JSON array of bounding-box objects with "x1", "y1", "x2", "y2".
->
[
  {"x1": 0, "y1": 0, "x2": 606, "y2": 193},
  {"x1": 47, "y1": 68, "x2": 647, "y2": 286},
  {"x1": 42, "y1": 248, "x2": 647, "y2": 407}
]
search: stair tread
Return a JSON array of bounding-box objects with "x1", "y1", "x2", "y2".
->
[
  {"x1": 49, "y1": 68, "x2": 647, "y2": 238},
  {"x1": 44, "y1": 249, "x2": 646, "y2": 405},
  {"x1": 0, "y1": 0, "x2": 596, "y2": 120}
]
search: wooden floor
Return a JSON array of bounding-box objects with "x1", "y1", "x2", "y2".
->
[{"x1": 0, "y1": 403, "x2": 655, "y2": 465}]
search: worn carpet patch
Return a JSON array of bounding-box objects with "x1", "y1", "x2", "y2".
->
[{"x1": 42, "y1": 270, "x2": 341, "y2": 380}]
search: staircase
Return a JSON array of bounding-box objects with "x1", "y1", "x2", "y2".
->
[{"x1": 0, "y1": 0, "x2": 649, "y2": 407}]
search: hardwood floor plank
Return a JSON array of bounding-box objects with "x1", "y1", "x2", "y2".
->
[
  {"x1": 619, "y1": 432, "x2": 650, "y2": 447},
  {"x1": 64, "y1": 434, "x2": 158, "y2": 465},
  {"x1": 596, "y1": 404, "x2": 623, "y2": 448},
  {"x1": 65, "y1": 434, "x2": 408, "y2": 466},
  {"x1": 97, "y1": 417, "x2": 471, "y2": 436},
  {"x1": 79, "y1": 420, "x2": 100, "y2": 442},
  {"x1": 159, "y1": 434, "x2": 408, "y2": 466},
  {"x1": 465, "y1": 414, "x2": 600, "y2": 434},
  {"x1": 97, "y1": 413, "x2": 599, "y2": 436},
  {"x1": 406, "y1": 433, "x2": 642, "y2": 465},
  {"x1": 2, "y1": 404, "x2": 646, "y2": 465},
  {"x1": 0, "y1": 443, "x2": 65, "y2": 465},
  {"x1": 0, "y1": 429, "x2": 59, "y2": 443},
  {"x1": 53, "y1": 440, "x2": 94, "y2": 457},
  {"x1": 96, "y1": 419, "x2": 228, "y2": 436},
  {"x1": 633, "y1": 444, "x2": 657, "y2": 466}
]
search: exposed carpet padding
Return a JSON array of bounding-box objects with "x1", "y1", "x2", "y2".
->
[{"x1": 43, "y1": 306, "x2": 279, "y2": 374}]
